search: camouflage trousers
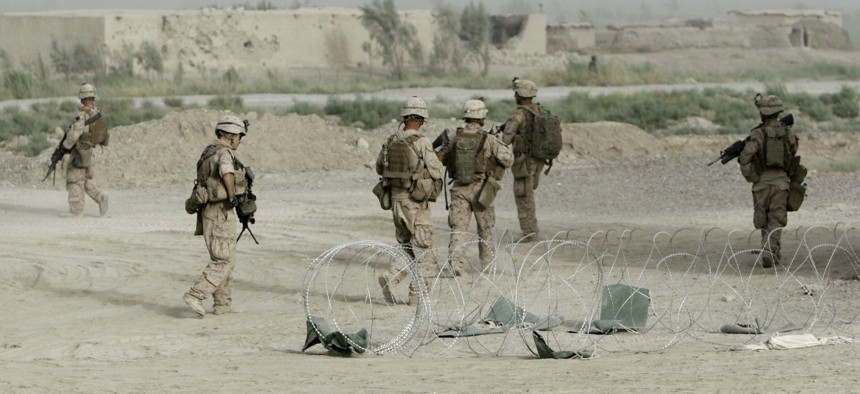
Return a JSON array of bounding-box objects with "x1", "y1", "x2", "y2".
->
[
  {"x1": 384, "y1": 196, "x2": 438, "y2": 294},
  {"x1": 187, "y1": 202, "x2": 237, "y2": 309},
  {"x1": 752, "y1": 183, "x2": 790, "y2": 262},
  {"x1": 66, "y1": 165, "x2": 106, "y2": 215},
  {"x1": 448, "y1": 181, "x2": 496, "y2": 271},
  {"x1": 513, "y1": 156, "x2": 545, "y2": 236}
]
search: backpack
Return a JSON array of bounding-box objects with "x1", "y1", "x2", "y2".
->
[
  {"x1": 451, "y1": 129, "x2": 487, "y2": 185},
  {"x1": 522, "y1": 105, "x2": 563, "y2": 161},
  {"x1": 761, "y1": 122, "x2": 790, "y2": 169}
]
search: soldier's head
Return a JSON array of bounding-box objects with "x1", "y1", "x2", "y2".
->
[
  {"x1": 78, "y1": 83, "x2": 97, "y2": 107},
  {"x1": 215, "y1": 114, "x2": 248, "y2": 149},
  {"x1": 512, "y1": 77, "x2": 537, "y2": 104},
  {"x1": 462, "y1": 99, "x2": 488, "y2": 126},
  {"x1": 755, "y1": 93, "x2": 783, "y2": 119},
  {"x1": 401, "y1": 96, "x2": 428, "y2": 130}
]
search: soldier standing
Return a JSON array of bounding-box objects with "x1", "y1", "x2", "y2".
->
[
  {"x1": 502, "y1": 78, "x2": 546, "y2": 241},
  {"x1": 58, "y1": 83, "x2": 110, "y2": 217},
  {"x1": 438, "y1": 99, "x2": 512, "y2": 276},
  {"x1": 183, "y1": 114, "x2": 251, "y2": 316},
  {"x1": 376, "y1": 97, "x2": 444, "y2": 305},
  {"x1": 738, "y1": 94, "x2": 799, "y2": 268}
]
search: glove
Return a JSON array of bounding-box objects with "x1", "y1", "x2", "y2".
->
[{"x1": 230, "y1": 196, "x2": 239, "y2": 208}]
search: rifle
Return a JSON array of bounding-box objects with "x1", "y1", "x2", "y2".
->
[
  {"x1": 707, "y1": 113, "x2": 794, "y2": 166},
  {"x1": 432, "y1": 128, "x2": 450, "y2": 152},
  {"x1": 43, "y1": 135, "x2": 69, "y2": 184},
  {"x1": 236, "y1": 166, "x2": 259, "y2": 244}
]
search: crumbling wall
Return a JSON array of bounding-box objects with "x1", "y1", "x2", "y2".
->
[
  {"x1": 547, "y1": 23, "x2": 595, "y2": 53},
  {"x1": 0, "y1": 12, "x2": 104, "y2": 68}
]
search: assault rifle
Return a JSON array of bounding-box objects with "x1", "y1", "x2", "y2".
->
[
  {"x1": 707, "y1": 113, "x2": 794, "y2": 166},
  {"x1": 236, "y1": 166, "x2": 259, "y2": 244}
]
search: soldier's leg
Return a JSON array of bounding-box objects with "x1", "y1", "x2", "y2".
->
[
  {"x1": 380, "y1": 202, "x2": 410, "y2": 304},
  {"x1": 66, "y1": 167, "x2": 87, "y2": 215},
  {"x1": 513, "y1": 176, "x2": 538, "y2": 237},
  {"x1": 447, "y1": 190, "x2": 472, "y2": 275},
  {"x1": 408, "y1": 202, "x2": 437, "y2": 305},
  {"x1": 186, "y1": 205, "x2": 237, "y2": 303},
  {"x1": 81, "y1": 168, "x2": 108, "y2": 216},
  {"x1": 474, "y1": 206, "x2": 496, "y2": 268},
  {"x1": 768, "y1": 188, "x2": 790, "y2": 265},
  {"x1": 752, "y1": 187, "x2": 773, "y2": 267},
  {"x1": 212, "y1": 275, "x2": 234, "y2": 315}
]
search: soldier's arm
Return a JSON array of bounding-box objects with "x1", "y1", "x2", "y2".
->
[
  {"x1": 738, "y1": 129, "x2": 762, "y2": 165},
  {"x1": 219, "y1": 151, "x2": 237, "y2": 201},
  {"x1": 375, "y1": 146, "x2": 385, "y2": 176},
  {"x1": 417, "y1": 138, "x2": 443, "y2": 180},
  {"x1": 491, "y1": 137, "x2": 514, "y2": 169},
  {"x1": 501, "y1": 111, "x2": 524, "y2": 146},
  {"x1": 62, "y1": 112, "x2": 87, "y2": 150}
]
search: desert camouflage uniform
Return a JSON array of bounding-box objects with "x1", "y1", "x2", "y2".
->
[
  {"x1": 442, "y1": 124, "x2": 513, "y2": 273},
  {"x1": 62, "y1": 106, "x2": 108, "y2": 216},
  {"x1": 502, "y1": 105, "x2": 546, "y2": 238},
  {"x1": 186, "y1": 139, "x2": 240, "y2": 313},
  {"x1": 376, "y1": 128, "x2": 443, "y2": 300},
  {"x1": 739, "y1": 117, "x2": 798, "y2": 265}
]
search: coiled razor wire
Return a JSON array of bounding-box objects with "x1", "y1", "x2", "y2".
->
[{"x1": 302, "y1": 224, "x2": 860, "y2": 357}]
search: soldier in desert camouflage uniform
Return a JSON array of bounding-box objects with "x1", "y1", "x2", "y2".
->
[
  {"x1": 57, "y1": 83, "x2": 109, "y2": 217},
  {"x1": 438, "y1": 99, "x2": 512, "y2": 276}
]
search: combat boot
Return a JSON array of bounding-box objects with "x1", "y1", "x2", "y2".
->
[
  {"x1": 213, "y1": 305, "x2": 238, "y2": 315},
  {"x1": 378, "y1": 273, "x2": 400, "y2": 304},
  {"x1": 183, "y1": 293, "x2": 205, "y2": 316},
  {"x1": 98, "y1": 194, "x2": 109, "y2": 216}
]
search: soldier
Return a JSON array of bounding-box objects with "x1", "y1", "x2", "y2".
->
[
  {"x1": 438, "y1": 99, "x2": 513, "y2": 276},
  {"x1": 376, "y1": 97, "x2": 444, "y2": 305},
  {"x1": 183, "y1": 114, "x2": 251, "y2": 316},
  {"x1": 59, "y1": 83, "x2": 110, "y2": 217},
  {"x1": 738, "y1": 94, "x2": 799, "y2": 268},
  {"x1": 502, "y1": 78, "x2": 545, "y2": 241}
]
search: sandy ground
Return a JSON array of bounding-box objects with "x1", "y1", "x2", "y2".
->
[{"x1": 3, "y1": 124, "x2": 860, "y2": 392}]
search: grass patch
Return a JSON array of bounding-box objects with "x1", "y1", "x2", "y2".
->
[{"x1": 817, "y1": 157, "x2": 860, "y2": 173}]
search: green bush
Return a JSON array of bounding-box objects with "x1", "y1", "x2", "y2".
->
[
  {"x1": 2, "y1": 70, "x2": 34, "y2": 99},
  {"x1": 163, "y1": 97, "x2": 184, "y2": 108},
  {"x1": 324, "y1": 95, "x2": 399, "y2": 129},
  {"x1": 288, "y1": 101, "x2": 324, "y2": 116},
  {"x1": 208, "y1": 96, "x2": 245, "y2": 112}
]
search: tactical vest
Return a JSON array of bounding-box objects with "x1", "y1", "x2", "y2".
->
[
  {"x1": 382, "y1": 134, "x2": 421, "y2": 189},
  {"x1": 450, "y1": 128, "x2": 488, "y2": 185},
  {"x1": 78, "y1": 112, "x2": 109, "y2": 147},
  {"x1": 71, "y1": 110, "x2": 109, "y2": 168},
  {"x1": 758, "y1": 121, "x2": 792, "y2": 170},
  {"x1": 196, "y1": 143, "x2": 247, "y2": 202}
]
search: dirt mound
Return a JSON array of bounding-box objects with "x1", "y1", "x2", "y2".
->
[
  {"x1": 6, "y1": 111, "x2": 860, "y2": 189},
  {"x1": 558, "y1": 121, "x2": 665, "y2": 162}
]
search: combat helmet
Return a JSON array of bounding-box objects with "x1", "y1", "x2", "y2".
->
[
  {"x1": 216, "y1": 114, "x2": 248, "y2": 135},
  {"x1": 462, "y1": 99, "x2": 488, "y2": 120},
  {"x1": 78, "y1": 83, "x2": 97, "y2": 100},
  {"x1": 401, "y1": 96, "x2": 429, "y2": 120},
  {"x1": 755, "y1": 93, "x2": 783, "y2": 116},
  {"x1": 512, "y1": 77, "x2": 538, "y2": 98}
]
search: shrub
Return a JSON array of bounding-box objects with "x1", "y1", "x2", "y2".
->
[
  {"x1": 2, "y1": 70, "x2": 34, "y2": 99},
  {"x1": 163, "y1": 97, "x2": 184, "y2": 108},
  {"x1": 324, "y1": 95, "x2": 399, "y2": 129},
  {"x1": 208, "y1": 96, "x2": 245, "y2": 112}
]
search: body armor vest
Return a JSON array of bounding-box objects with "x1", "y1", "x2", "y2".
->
[
  {"x1": 382, "y1": 134, "x2": 421, "y2": 189},
  {"x1": 197, "y1": 143, "x2": 246, "y2": 202}
]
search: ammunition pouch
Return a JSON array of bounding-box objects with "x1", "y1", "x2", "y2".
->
[
  {"x1": 410, "y1": 177, "x2": 442, "y2": 203},
  {"x1": 72, "y1": 145, "x2": 93, "y2": 168},
  {"x1": 372, "y1": 180, "x2": 392, "y2": 210},
  {"x1": 476, "y1": 176, "x2": 501, "y2": 211},
  {"x1": 185, "y1": 182, "x2": 209, "y2": 214},
  {"x1": 787, "y1": 181, "x2": 806, "y2": 212},
  {"x1": 740, "y1": 161, "x2": 759, "y2": 183},
  {"x1": 512, "y1": 155, "x2": 529, "y2": 179}
]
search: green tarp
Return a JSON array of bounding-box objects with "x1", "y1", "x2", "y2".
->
[
  {"x1": 437, "y1": 296, "x2": 564, "y2": 338},
  {"x1": 302, "y1": 316, "x2": 368, "y2": 357}
]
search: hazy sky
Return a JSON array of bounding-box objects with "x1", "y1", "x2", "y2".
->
[{"x1": 2, "y1": 0, "x2": 858, "y2": 24}]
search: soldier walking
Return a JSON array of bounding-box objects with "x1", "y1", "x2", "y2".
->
[
  {"x1": 738, "y1": 94, "x2": 800, "y2": 268},
  {"x1": 57, "y1": 83, "x2": 110, "y2": 217},
  {"x1": 438, "y1": 99, "x2": 512, "y2": 276},
  {"x1": 376, "y1": 97, "x2": 444, "y2": 305},
  {"x1": 183, "y1": 114, "x2": 251, "y2": 316}
]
